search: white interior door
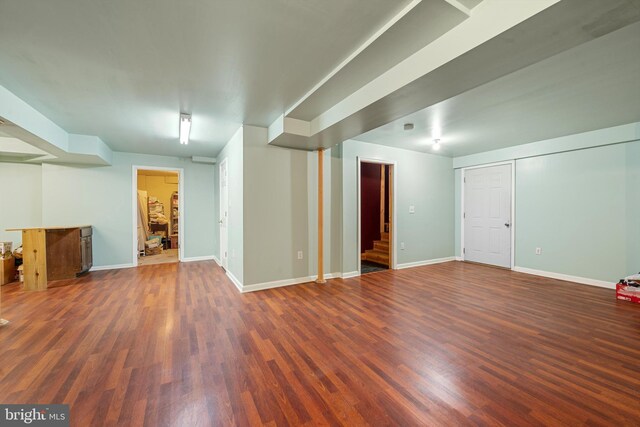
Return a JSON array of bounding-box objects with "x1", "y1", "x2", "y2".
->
[
  {"x1": 219, "y1": 159, "x2": 229, "y2": 270},
  {"x1": 464, "y1": 164, "x2": 512, "y2": 268}
]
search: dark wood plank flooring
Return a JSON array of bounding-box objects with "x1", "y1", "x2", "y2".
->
[{"x1": 1, "y1": 261, "x2": 639, "y2": 426}]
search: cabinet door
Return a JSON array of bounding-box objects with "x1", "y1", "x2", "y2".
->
[
  {"x1": 86, "y1": 236, "x2": 93, "y2": 269},
  {"x1": 80, "y1": 238, "x2": 88, "y2": 271}
]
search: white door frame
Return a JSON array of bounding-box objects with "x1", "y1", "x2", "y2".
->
[
  {"x1": 132, "y1": 165, "x2": 185, "y2": 266},
  {"x1": 460, "y1": 160, "x2": 515, "y2": 269},
  {"x1": 218, "y1": 157, "x2": 229, "y2": 270},
  {"x1": 357, "y1": 157, "x2": 398, "y2": 276}
]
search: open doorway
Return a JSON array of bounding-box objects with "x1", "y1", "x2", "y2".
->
[
  {"x1": 133, "y1": 167, "x2": 183, "y2": 266},
  {"x1": 359, "y1": 161, "x2": 394, "y2": 274}
]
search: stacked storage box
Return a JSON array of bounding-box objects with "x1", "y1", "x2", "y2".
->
[
  {"x1": 1, "y1": 242, "x2": 15, "y2": 285},
  {"x1": 616, "y1": 274, "x2": 640, "y2": 304}
]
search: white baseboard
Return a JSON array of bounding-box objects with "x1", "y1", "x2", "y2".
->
[
  {"x1": 243, "y1": 275, "x2": 314, "y2": 293},
  {"x1": 226, "y1": 270, "x2": 243, "y2": 293},
  {"x1": 90, "y1": 263, "x2": 135, "y2": 272},
  {"x1": 513, "y1": 266, "x2": 615, "y2": 289},
  {"x1": 242, "y1": 272, "x2": 344, "y2": 293},
  {"x1": 397, "y1": 256, "x2": 456, "y2": 270},
  {"x1": 181, "y1": 255, "x2": 217, "y2": 263},
  {"x1": 213, "y1": 255, "x2": 221, "y2": 265},
  {"x1": 455, "y1": 256, "x2": 463, "y2": 261},
  {"x1": 341, "y1": 271, "x2": 360, "y2": 279}
]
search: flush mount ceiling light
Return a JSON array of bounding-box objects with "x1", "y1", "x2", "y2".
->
[
  {"x1": 179, "y1": 113, "x2": 192, "y2": 145},
  {"x1": 433, "y1": 139, "x2": 441, "y2": 151},
  {"x1": 403, "y1": 123, "x2": 414, "y2": 131}
]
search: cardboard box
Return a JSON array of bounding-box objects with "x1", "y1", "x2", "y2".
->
[
  {"x1": 145, "y1": 246, "x2": 163, "y2": 256},
  {"x1": 616, "y1": 281, "x2": 640, "y2": 304},
  {"x1": 1, "y1": 255, "x2": 16, "y2": 286}
]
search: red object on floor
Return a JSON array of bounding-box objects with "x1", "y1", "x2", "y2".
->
[{"x1": 616, "y1": 281, "x2": 640, "y2": 304}]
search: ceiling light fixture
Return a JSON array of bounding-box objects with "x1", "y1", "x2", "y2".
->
[
  {"x1": 403, "y1": 123, "x2": 414, "y2": 131},
  {"x1": 179, "y1": 113, "x2": 192, "y2": 145},
  {"x1": 433, "y1": 139, "x2": 441, "y2": 151}
]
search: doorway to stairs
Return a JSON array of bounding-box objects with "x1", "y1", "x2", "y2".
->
[{"x1": 359, "y1": 160, "x2": 394, "y2": 275}]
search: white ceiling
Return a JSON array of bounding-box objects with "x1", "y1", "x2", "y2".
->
[
  {"x1": 0, "y1": 0, "x2": 414, "y2": 157},
  {"x1": 354, "y1": 20, "x2": 640, "y2": 157},
  {"x1": 2, "y1": 0, "x2": 639, "y2": 161}
]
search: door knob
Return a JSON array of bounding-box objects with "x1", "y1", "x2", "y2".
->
[{"x1": 504, "y1": 222, "x2": 510, "y2": 228}]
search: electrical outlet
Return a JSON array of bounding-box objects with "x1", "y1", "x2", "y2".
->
[
  {"x1": 297, "y1": 251, "x2": 303, "y2": 260},
  {"x1": 409, "y1": 205, "x2": 415, "y2": 214},
  {"x1": 400, "y1": 242, "x2": 405, "y2": 250},
  {"x1": 535, "y1": 247, "x2": 542, "y2": 255}
]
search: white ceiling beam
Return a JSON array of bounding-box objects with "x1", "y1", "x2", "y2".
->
[
  {"x1": 284, "y1": 0, "x2": 424, "y2": 116},
  {"x1": 442, "y1": 0, "x2": 472, "y2": 16},
  {"x1": 269, "y1": 0, "x2": 560, "y2": 147},
  {"x1": 310, "y1": 0, "x2": 560, "y2": 134}
]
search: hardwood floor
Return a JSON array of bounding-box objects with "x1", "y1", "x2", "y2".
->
[{"x1": 1, "y1": 261, "x2": 639, "y2": 426}]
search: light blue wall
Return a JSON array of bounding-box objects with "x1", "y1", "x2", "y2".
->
[
  {"x1": 627, "y1": 141, "x2": 640, "y2": 276},
  {"x1": 342, "y1": 140, "x2": 454, "y2": 274},
  {"x1": 215, "y1": 127, "x2": 244, "y2": 283},
  {"x1": 41, "y1": 152, "x2": 216, "y2": 268},
  {"x1": 515, "y1": 144, "x2": 628, "y2": 281},
  {"x1": 453, "y1": 126, "x2": 640, "y2": 282},
  {"x1": 242, "y1": 126, "x2": 312, "y2": 285},
  {"x1": 0, "y1": 163, "x2": 42, "y2": 246}
]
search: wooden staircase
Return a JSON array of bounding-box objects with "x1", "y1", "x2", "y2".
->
[{"x1": 362, "y1": 231, "x2": 390, "y2": 267}]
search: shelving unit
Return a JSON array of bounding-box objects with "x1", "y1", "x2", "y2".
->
[{"x1": 170, "y1": 191, "x2": 179, "y2": 248}]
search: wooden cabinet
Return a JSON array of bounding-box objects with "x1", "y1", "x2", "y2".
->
[
  {"x1": 6, "y1": 226, "x2": 92, "y2": 290},
  {"x1": 45, "y1": 226, "x2": 93, "y2": 280},
  {"x1": 1, "y1": 257, "x2": 15, "y2": 286}
]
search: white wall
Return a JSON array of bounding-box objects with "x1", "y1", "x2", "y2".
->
[
  {"x1": 0, "y1": 162, "x2": 42, "y2": 246},
  {"x1": 342, "y1": 140, "x2": 455, "y2": 274},
  {"x1": 40, "y1": 152, "x2": 216, "y2": 268}
]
